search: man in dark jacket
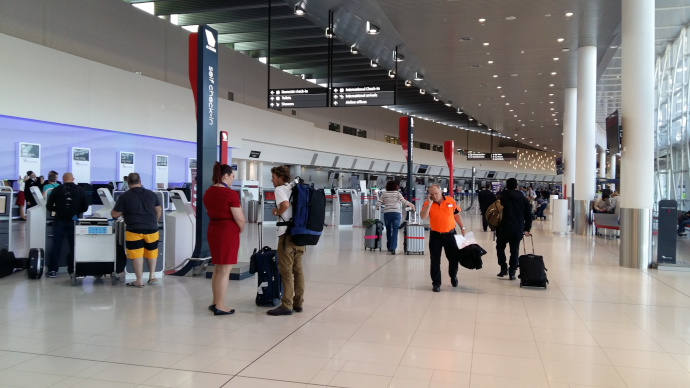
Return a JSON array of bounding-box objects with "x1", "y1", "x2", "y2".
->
[
  {"x1": 478, "y1": 184, "x2": 496, "y2": 232},
  {"x1": 45, "y1": 172, "x2": 89, "y2": 278},
  {"x1": 496, "y1": 178, "x2": 532, "y2": 280}
]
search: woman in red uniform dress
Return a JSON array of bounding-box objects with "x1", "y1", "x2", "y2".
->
[{"x1": 203, "y1": 162, "x2": 245, "y2": 316}]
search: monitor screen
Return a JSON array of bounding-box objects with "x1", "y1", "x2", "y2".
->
[
  {"x1": 417, "y1": 165, "x2": 429, "y2": 174},
  {"x1": 0, "y1": 195, "x2": 7, "y2": 215},
  {"x1": 606, "y1": 110, "x2": 621, "y2": 154},
  {"x1": 486, "y1": 171, "x2": 496, "y2": 179},
  {"x1": 264, "y1": 191, "x2": 276, "y2": 201}
]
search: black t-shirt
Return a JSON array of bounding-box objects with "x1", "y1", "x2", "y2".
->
[
  {"x1": 113, "y1": 187, "x2": 161, "y2": 230},
  {"x1": 45, "y1": 183, "x2": 89, "y2": 222}
]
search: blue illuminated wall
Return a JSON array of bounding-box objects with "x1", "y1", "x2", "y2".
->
[{"x1": 0, "y1": 115, "x2": 228, "y2": 189}]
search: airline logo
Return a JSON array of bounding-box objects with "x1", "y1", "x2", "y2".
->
[
  {"x1": 222, "y1": 132, "x2": 227, "y2": 141},
  {"x1": 205, "y1": 30, "x2": 217, "y2": 52}
]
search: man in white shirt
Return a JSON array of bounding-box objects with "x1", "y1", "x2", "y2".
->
[{"x1": 268, "y1": 165, "x2": 305, "y2": 316}]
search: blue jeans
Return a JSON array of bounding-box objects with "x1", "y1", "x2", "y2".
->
[
  {"x1": 678, "y1": 219, "x2": 690, "y2": 234},
  {"x1": 383, "y1": 212, "x2": 401, "y2": 251}
]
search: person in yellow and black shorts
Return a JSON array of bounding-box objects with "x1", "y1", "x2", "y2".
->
[{"x1": 111, "y1": 173, "x2": 162, "y2": 288}]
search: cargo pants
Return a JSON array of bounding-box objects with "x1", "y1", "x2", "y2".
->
[{"x1": 277, "y1": 233, "x2": 306, "y2": 310}]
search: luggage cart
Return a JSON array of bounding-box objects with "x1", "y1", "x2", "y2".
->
[{"x1": 71, "y1": 218, "x2": 119, "y2": 286}]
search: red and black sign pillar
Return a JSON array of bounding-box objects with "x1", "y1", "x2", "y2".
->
[
  {"x1": 399, "y1": 117, "x2": 413, "y2": 201},
  {"x1": 444, "y1": 140, "x2": 454, "y2": 195},
  {"x1": 188, "y1": 25, "x2": 218, "y2": 258}
]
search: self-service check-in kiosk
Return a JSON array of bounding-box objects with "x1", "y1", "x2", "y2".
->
[
  {"x1": 335, "y1": 189, "x2": 360, "y2": 227},
  {"x1": 165, "y1": 190, "x2": 195, "y2": 270},
  {"x1": 324, "y1": 189, "x2": 336, "y2": 226},
  {"x1": 27, "y1": 186, "x2": 71, "y2": 271},
  {"x1": 263, "y1": 188, "x2": 277, "y2": 223},
  {"x1": 0, "y1": 187, "x2": 13, "y2": 252},
  {"x1": 93, "y1": 188, "x2": 116, "y2": 218}
]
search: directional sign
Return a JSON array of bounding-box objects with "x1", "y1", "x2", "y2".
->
[
  {"x1": 491, "y1": 153, "x2": 517, "y2": 161},
  {"x1": 467, "y1": 152, "x2": 491, "y2": 160},
  {"x1": 331, "y1": 85, "x2": 395, "y2": 107},
  {"x1": 268, "y1": 88, "x2": 328, "y2": 109}
]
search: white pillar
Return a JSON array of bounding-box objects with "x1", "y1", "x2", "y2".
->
[
  {"x1": 620, "y1": 0, "x2": 654, "y2": 269},
  {"x1": 563, "y1": 88, "x2": 577, "y2": 199},
  {"x1": 598, "y1": 149, "x2": 607, "y2": 178},
  {"x1": 257, "y1": 162, "x2": 264, "y2": 187},
  {"x1": 574, "y1": 46, "x2": 597, "y2": 234},
  {"x1": 608, "y1": 154, "x2": 617, "y2": 192},
  {"x1": 237, "y1": 159, "x2": 247, "y2": 181},
  {"x1": 290, "y1": 165, "x2": 302, "y2": 180}
]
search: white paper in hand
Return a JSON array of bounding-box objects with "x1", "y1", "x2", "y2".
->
[{"x1": 455, "y1": 232, "x2": 477, "y2": 249}]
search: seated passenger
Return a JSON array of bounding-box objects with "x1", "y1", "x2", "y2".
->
[
  {"x1": 608, "y1": 192, "x2": 620, "y2": 214},
  {"x1": 678, "y1": 211, "x2": 690, "y2": 237},
  {"x1": 593, "y1": 194, "x2": 611, "y2": 213}
]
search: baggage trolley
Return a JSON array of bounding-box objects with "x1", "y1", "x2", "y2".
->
[{"x1": 71, "y1": 218, "x2": 119, "y2": 286}]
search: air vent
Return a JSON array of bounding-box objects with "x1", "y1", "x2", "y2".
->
[{"x1": 292, "y1": 110, "x2": 297, "y2": 116}]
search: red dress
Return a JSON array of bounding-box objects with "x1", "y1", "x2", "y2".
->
[{"x1": 203, "y1": 186, "x2": 241, "y2": 265}]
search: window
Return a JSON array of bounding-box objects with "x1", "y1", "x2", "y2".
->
[
  {"x1": 343, "y1": 126, "x2": 357, "y2": 136},
  {"x1": 357, "y1": 129, "x2": 367, "y2": 138},
  {"x1": 329, "y1": 122, "x2": 340, "y2": 132},
  {"x1": 384, "y1": 135, "x2": 400, "y2": 145},
  {"x1": 418, "y1": 142, "x2": 431, "y2": 150},
  {"x1": 432, "y1": 144, "x2": 443, "y2": 152}
]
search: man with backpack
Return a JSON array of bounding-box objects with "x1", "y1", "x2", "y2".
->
[
  {"x1": 45, "y1": 172, "x2": 88, "y2": 278},
  {"x1": 496, "y1": 178, "x2": 533, "y2": 280},
  {"x1": 478, "y1": 184, "x2": 496, "y2": 232},
  {"x1": 268, "y1": 165, "x2": 305, "y2": 316}
]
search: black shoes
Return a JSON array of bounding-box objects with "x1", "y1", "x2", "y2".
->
[
  {"x1": 213, "y1": 308, "x2": 235, "y2": 316},
  {"x1": 267, "y1": 306, "x2": 293, "y2": 316},
  {"x1": 399, "y1": 222, "x2": 408, "y2": 230},
  {"x1": 509, "y1": 272, "x2": 516, "y2": 281},
  {"x1": 208, "y1": 304, "x2": 216, "y2": 311},
  {"x1": 679, "y1": 233, "x2": 687, "y2": 237},
  {"x1": 432, "y1": 286, "x2": 441, "y2": 292},
  {"x1": 293, "y1": 306, "x2": 303, "y2": 313},
  {"x1": 451, "y1": 277, "x2": 458, "y2": 287},
  {"x1": 497, "y1": 270, "x2": 508, "y2": 277}
]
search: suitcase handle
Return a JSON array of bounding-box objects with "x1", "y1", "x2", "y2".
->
[{"x1": 522, "y1": 235, "x2": 535, "y2": 255}]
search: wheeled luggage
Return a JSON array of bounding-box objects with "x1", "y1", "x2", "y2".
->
[
  {"x1": 27, "y1": 248, "x2": 44, "y2": 279},
  {"x1": 249, "y1": 221, "x2": 283, "y2": 306},
  {"x1": 364, "y1": 220, "x2": 383, "y2": 251},
  {"x1": 518, "y1": 236, "x2": 548, "y2": 288},
  {"x1": 404, "y1": 211, "x2": 425, "y2": 255}
]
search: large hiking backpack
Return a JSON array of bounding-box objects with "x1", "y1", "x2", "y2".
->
[
  {"x1": 485, "y1": 200, "x2": 503, "y2": 231},
  {"x1": 53, "y1": 184, "x2": 81, "y2": 219},
  {"x1": 278, "y1": 178, "x2": 326, "y2": 246}
]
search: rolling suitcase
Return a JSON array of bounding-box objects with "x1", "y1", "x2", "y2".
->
[
  {"x1": 517, "y1": 236, "x2": 548, "y2": 288},
  {"x1": 249, "y1": 222, "x2": 283, "y2": 306},
  {"x1": 364, "y1": 220, "x2": 383, "y2": 251},
  {"x1": 404, "y1": 211, "x2": 425, "y2": 255},
  {"x1": 28, "y1": 248, "x2": 44, "y2": 280}
]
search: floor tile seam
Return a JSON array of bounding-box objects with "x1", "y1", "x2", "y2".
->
[
  {"x1": 225, "y1": 251, "x2": 404, "y2": 380},
  {"x1": 223, "y1": 374, "x2": 329, "y2": 388},
  {"x1": 2, "y1": 349, "x2": 246, "y2": 379}
]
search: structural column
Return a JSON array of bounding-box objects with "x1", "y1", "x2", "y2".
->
[
  {"x1": 563, "y1": 88, "x2": 577, "y2": 200},
  {"x1": 257, "y1": 162, "x2": 264, "y2": 187},
  {"x1": 574, "y1": 46, "x2": 597, "y2": 235},
  {"x1": 620, "y1": 0, "x2": 654, "y2": 269},
  {"x1": 598, "y1": 148, "x2": 607, "y2": 179},
  {"x1": 608, "y1": 154, "x2": 617, "y2": 192},
  {"x1": 237, "y1": 159, "x2": 247, "y2": 181},
  {"x1": 290, "y1": 165, "x2": 302, "y2": 180}
]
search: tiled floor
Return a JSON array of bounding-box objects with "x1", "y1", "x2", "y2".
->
[{"x1": 2, "y1": 211, "x2": 690, "y2": 388}]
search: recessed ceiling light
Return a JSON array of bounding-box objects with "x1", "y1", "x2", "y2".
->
[
  {"x1": 420, "y1": 89, "x2": 426, "y2": 95},
  {"x1": 549, "y1": 93, "x2": 554, "y2": 96},
  {"x1": 350, "y1": 44, "x2": 358, "y2": 54},
  {"x1": 366, "y1": 21, "x2": 380, "y2": 34},
  {"x1": 497, "y1": 86, "x2": 502, "y2": 89},
  {"x1": 557, "y1": 38, "x2": 564, "y2": 43},
  {"x1": 483, "y1": 42, "x2": 490, "y2": 46},
  {"x1": 505, "y1": 16, "x2": 516, "y2": 21},
  {"x1": 553, "y1": 57, "x2": 559, "y2": 61},
  {"x1": 488, "y1": 61, "x2": 494, "y2": 64},
  {"x1": 393, "y1": 51, "x2": 404, "y2": 62},
  {"x1": 388, "y1": 70, "x2": 396, "y2": 78},
  {"x1": 431, "y1": 89, "x2": 439, "y2": 95},
  {"x1": 404, "y1": 80, "x2": 412, "y2": 87},
  {"x1": 565, "y1": 12, "x2": 573, "y2": 17},
  {"x1": 294, "y1": 4, "x2": 305, "y2": 16},
  {"x1": 445, "y1": 101, "x2": 453, "y2": 107},
  {"x1": 479, "y1": 18, "x2": 486, "y2": 22},
  {"x1": 551, "y1": 72, "x2": 557, "y2": 75},
  {"x1": 370, "y1": 60, "x2": 378, "y2": 67},
  {"x1": 414, "y1": 72, "x2": 424, "y2": 80},
  {"x1": 562, "y1": 48, "x2": 570, "y2": 52},
  {"x1": 610, "y1": 45, "x2": 618, "y2": 49},
  {"x1": 501, "y1": 95, "x2": 505, "y2": 98},
  {"x1": 509, "y1": 109, "x2": 513, "y2": 112},
  {"x1": 545, "y1": 14, "x2": 552, "y2": 17},
  {"x1": 549, "y1": 84, "x2": 554, "y2": 87},
  {"x1": 493, "y1": 75, "x2": 498, "y2": 78},
  {"x1": 549, "y1": 101, "x2": 554, "y2": 104}
]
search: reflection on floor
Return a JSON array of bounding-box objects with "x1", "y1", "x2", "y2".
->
[{"x1": 1, "y1": 212, "x2": 690, "y2": 388}]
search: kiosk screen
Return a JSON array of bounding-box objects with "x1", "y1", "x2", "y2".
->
[
  {"x1": 264, "y1": 191, "x2": 276, "y2": 201},
  {"x1": 339, "y1": 194, "x2": 352, "y2": 203},
  {"x1": 0, "y1": 195, "x2": 7, "y2": 215}
]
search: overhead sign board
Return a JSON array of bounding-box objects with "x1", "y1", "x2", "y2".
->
[
  {"x1": 491, "y1": 153, "x2": 517, "y2": 161},
  {"x1": 331, "y1": 85, "x2": 395, "y2": 107},
  {"x1": 467, "y1": 152, "x2": 491, "y2": 160},
  {"x1": 249, "y1": 150, "x2": 261, "y2": 158},
  {"x1": 268, "y1": 88, "x2": 328, "y2": 109}
]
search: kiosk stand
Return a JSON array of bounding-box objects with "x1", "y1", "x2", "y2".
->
[
  {"x1": 165, "y1": 190, "x2": 196, "y2": 270},
  {"x1": 335, "y1": 189, "x2": 360, "y2": 227},
  {"x1": 262, "y1": 188, "x2": 277, "y2": 223},
  {"x1": 324, "y1": 189, "x2": 336, "y2": 226},
  {"x1": 0, "y1": 187, "x2": 13, "y2": 252}
]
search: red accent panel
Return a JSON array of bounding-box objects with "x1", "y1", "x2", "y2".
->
[
  {"x1": 399, "y1": 117, "x2": 409, "y2": 161},
  {"x1": 444, "y1": 140, "x2": 454, "y2": 194},
  {"x1": 219, "y1": 131, "x2": 228, "y2": 164},
  {"x1": 188, "y1": 32, "x2": 198, "y2": 116},
  {"x1": 405, "y1": 236, "x2": 425, "y2": 239}
]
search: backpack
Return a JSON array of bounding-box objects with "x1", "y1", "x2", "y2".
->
[
  {"x1": 277, "y1": 178, "x2": 326, "y2": 246},
  {"x1": 54, "y1": 184, "x2": 81, "y2": 219},
  {"x1": 485, "y1": 199, "x2": 503, "y2": 231}
]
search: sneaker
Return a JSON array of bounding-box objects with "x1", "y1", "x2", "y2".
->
[
  {"x1": 679, "y1": 233, "x2": 687, "y2": 237},
  {"x1": 267, "y1": 306, "x2": 293, "y2": 316},
  {"x1": 47, "y1": 271, "x2": 57, "y2": 278}
]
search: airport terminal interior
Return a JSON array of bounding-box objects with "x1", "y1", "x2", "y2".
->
[{"x1": 2, "y1": 0, "x2": 690, "y2": 387}]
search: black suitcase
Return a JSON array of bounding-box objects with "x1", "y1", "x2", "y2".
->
[
  {"x1": 249, "y1": 221, "x2": 282, "y2": 306},
  {"x1": 28, "y1": 248, "x2": 44, "y2": 280},
  {"x1": 517, "y1": 236, "x2": 548, "y2": 288}
]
